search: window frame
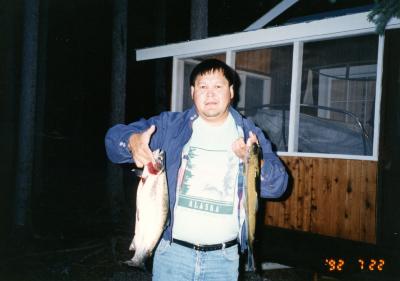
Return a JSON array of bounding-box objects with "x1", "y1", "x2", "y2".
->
[
  {"x1": 137, "y1": 12, "x2": 400, "y2": 161},
  {"x1": 235, "y1": 69, "x2": 272, "y2": 114}
]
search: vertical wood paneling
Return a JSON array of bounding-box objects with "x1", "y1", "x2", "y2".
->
[
  {"x1": 301, "y1": 158, "x2": 312, "y2": 230},
  {"x1": 332, "y1": 159, "x2": 347, "y2": 238},
  {"x1": 311, "y1": 158, "x2": 333, "y2": 236},
  {"x1": 265, "y1": 156, "x2": 377, "y2": 243},
  {"x1": 345, "y1": 160, "x2": 360, "y2": 241},
  {"x1": 361, "y1": 160, "x2": 377, "y2": 242}
]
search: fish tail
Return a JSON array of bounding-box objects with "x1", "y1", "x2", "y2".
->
[{"x1": 246, "y1": 248, "x2": 256, "y2": 271}]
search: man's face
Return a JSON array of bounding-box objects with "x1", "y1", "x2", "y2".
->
[{"x1": 191, "y1": 70, "x2": 233, "y2": 125}]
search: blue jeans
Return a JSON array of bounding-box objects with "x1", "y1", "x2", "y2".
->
[{"x1": 152, "y1": 239, "x2": 239, "y2": 281}]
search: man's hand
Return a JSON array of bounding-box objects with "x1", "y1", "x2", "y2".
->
[
  {"x1": 128, "y1": 125, "x2": 156, "y2": 168},
  {"x1": 232, "y1": 131, "x2": 258, "y2": 161}
]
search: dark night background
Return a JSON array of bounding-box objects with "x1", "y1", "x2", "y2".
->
[{"x1": 3, "y1": 0, "x2": 399, "y2": 280}]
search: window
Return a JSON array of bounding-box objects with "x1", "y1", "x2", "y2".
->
[
  {"x1": 170, "y1": 20, "x2": 385, "y2": 160},
  {"x1": 180, "y1": 54, "x2": 226, "y2": 111},
  {"x1": 299, "y1": 35, "x2": 378, "y2": 156},
  {"x1": 236, "y1": 70, "x2": 271, "y2": 115},
  {"x1": 235, "y1": 46, "x2": 293, "y2": 152}
]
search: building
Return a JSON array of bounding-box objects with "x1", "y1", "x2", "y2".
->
[{"x1": 136, "y1": 2, "x2": 400, "y2": 276}]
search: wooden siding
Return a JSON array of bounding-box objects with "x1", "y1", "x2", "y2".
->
[
  {"x1": 265, "y1": 156, "x2": 377, "y2": 243},
  {"x1": 236, "y1": 49, "x2": 271, "y2": 75}
]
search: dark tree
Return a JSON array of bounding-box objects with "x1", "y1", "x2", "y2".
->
[
  {"x1": 106, "y1": 0, "x2": 128, "y2": 227},
  {"x1": 191, "y1": 0, "x2": 208, "y2": 39},
  {"x1": 368, "y1": 0, "x2": 400, "y2": 34},
  {"x1": 14, "y1": 0, "x2": 40, "y2": 237},
  {"x1": 154, "y1": 0, "x2": 168, "y2": 113}
]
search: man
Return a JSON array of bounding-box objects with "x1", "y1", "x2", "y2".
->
[{"x1": 105, "y1": 59, "x2": 288, "y2": 280}]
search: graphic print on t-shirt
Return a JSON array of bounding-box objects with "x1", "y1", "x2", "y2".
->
[{"x1": 177, "y1": 146, "x2": 237, "y2": 215}]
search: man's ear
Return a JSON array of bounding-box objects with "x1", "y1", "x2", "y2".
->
[
  {"x1": 230, "y1": 85, "x2": 234, "y2": 99},
  {"x1": 191, "y1": 86, "x2": 194, "y2": 99}
]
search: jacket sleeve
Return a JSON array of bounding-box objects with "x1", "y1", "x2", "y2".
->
[
  {"x1": 249, "y1": 122, "x2": 288, "y2": 199},
  {"x1": 104, "y1": 113, "x2": 166, "y2": 164}
]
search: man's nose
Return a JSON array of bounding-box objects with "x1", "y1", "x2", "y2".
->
[{"x1": 205, "y1": 88, "x2": 216, "y2": 96}]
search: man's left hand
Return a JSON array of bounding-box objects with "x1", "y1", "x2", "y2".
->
[{"x1": 232, "y1": 131, "x2": 258, "y2": 161}]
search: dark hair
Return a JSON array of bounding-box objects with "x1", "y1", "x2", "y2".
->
[{"x1": 189, "y1": 59, "x2": 236, "y2": 87}]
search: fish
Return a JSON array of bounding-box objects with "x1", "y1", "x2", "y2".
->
[
  {"x1": 243, "y1": 143, "x2": 261, "y2": 271},
  {"x1": 124, "y1": 149, "x2": 169, "y2": 268}
]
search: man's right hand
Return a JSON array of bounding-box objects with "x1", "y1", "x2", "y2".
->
[{"x1": 128, "y1": 125, "x2": 156, "y2": 168}]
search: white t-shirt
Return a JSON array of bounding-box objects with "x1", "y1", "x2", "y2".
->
[{"x1": 172, "y1": 113, "x2": 240, "y2": 244}]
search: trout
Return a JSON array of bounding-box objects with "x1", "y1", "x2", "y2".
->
[
  {"x1": 244, "y1": 143, "x2": 261, "y2": 271},
  {"x1": 125, "y1": 149, "x2": 169, "y2": 268}
]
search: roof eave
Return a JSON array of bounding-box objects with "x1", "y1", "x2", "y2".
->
[{"x1": 136, "y1": 11, "x2": 400, "y2": 61}]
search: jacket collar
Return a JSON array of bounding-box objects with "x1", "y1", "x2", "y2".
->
[
  {"x1": 186, "y1": 105, "x2": 244, "y2": 126},
  {"x1": 229, "y1": 106, "x2": 245, "y2": 128},
  {"x1": 174, "y1": 105, "x2": 246, "y2": 139}
]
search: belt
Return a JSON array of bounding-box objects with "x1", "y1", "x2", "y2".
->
[{"x1": 172, "y1": 238, "x2": 237, "y2": 251}]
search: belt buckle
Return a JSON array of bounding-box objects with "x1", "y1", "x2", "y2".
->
[{"x1": 194, "y1": 243, "x2": 202, "y2": 251}]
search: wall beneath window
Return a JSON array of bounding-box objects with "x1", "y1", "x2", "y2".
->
[{"x1": 265, "y1": 156, "x2": 377, "y2": 243}]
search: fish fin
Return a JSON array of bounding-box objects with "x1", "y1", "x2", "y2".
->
[
  {"x1": 129, "y1": 241, "x2": 135, "y2": 251},
  {"x1": 131, "y1": 168, "x2": 143, "y2": 178},
  {"x1": 122, "y1": 259, "x2": 146, "y2": 271}
]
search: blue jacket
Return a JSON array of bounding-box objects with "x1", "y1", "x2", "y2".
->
[{"x1": 105, "y1": 106, "x2": 288, "y2": 251}]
